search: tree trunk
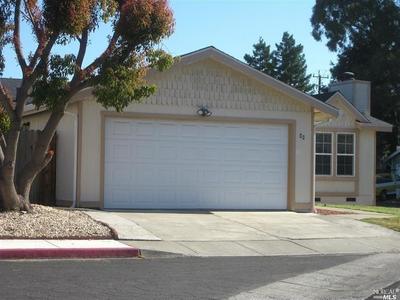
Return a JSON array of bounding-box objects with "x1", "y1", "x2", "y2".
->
[
  {"x1": 0, "y1": 174, "x2": 30, "y2": 211},
  {"x1": 15, "y1": 108, "x2": 63, "y2": 207},
  {"x1": 0, "y1": 177, "x2": 20, "y2": 210},
  {"x1": 0, "y1": 79, "x2": 67, "y2": 211},
  {"x1": 17, "y1": 154, "x2": 52, "y2": 202},
  {"x1": 17, "y1": 170, "x2": 35, "y2": 202},
  {"x1": 0, "y1": 121, "x2": 23, "y2": 210}
]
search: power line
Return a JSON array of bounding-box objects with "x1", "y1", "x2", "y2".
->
[{"x1": 313, "y1": 71, "x2": 329, "y2": 94}]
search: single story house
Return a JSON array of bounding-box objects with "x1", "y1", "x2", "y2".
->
[
  {"x1": 313, "y1": 77, "x2": 391, "y2": 204},
  {"x1": 16, "y1": 46, "x2": 390, "y2": 211}
]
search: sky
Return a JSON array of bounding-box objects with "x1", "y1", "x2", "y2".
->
[{"x1": 2, "y1": 0, "x2": 336, "y2": 87}]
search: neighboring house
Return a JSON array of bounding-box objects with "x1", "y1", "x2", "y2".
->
[
  {"x1": 11, "y1": 46, "x2": 386, "y2": 211},
  {"x1": 313, "y1": 77, "x2": 392, "y2": 205}
]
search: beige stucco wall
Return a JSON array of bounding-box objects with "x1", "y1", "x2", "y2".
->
[
  {"x1": 79, "y1": 58, "x2": 315, "y2": 211},
  {"x1": 357, "y1": 129, "x2": 376, "y2": 204},
  {"x1": 23, "y1": 104, "x2": 78, "y2": 205},
  {"x1": 315, "y1": 96, "x2": 376, "y2": 205}
]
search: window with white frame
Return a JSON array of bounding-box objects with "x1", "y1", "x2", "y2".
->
[
  {"x1": 336, "y1": 133, "x2": 355, "y2": 176},
  {"x1": 315, "y1": 132, "x2": 332, "y2": 175}
]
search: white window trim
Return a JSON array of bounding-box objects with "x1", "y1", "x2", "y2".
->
[
  {"x1": 315, "y1": 132, "x2": 333, "y2": 176},
  {"x1": 335, "y1": 132, "x2": 356, "y2": 177}
]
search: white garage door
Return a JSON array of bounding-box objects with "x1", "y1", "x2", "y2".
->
[{"x1": 104, "y1": 118, "x2": 288, "y2": 209}]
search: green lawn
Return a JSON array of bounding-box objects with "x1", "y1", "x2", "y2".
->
[{"x1": 317, "y1": 204, "x2": 400, "y2": 232}]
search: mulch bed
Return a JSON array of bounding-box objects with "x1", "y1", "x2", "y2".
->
[
  {"x1": 316, "y1": 208, "x2": 354, "y2": 215},
  {"x1": 0, "y1": 204, "x2": 116, "y2": 239}
]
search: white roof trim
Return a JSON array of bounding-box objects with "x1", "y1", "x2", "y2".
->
[
  {"x1": 23, "y1": 104, "x2": 47, "y2": 116},
  {"x1": 357, "y1": 115, "x2": 392, "y2": 132},
  {"x1": 178, "y1": 46, "x2": 338, "y2": 117},
  {"x1": 325, "y1": 92, "x2": 370, "y2": 123},
  {"x1": 322, "y1": 91, "x2": 392, "y2": 132}
]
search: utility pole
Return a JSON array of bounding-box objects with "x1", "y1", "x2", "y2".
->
[{"x1": 313, "y1": 71, "x2": 329, "y2": 94}]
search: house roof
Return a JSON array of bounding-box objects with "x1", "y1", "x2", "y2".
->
[
  {"x1": 178, "y1": 46, "x2": 338, "y2": 117},
  {"x1": 1, "y1": 78, "x2": 22, "y2": 99},
  {"x1": 22, "y1": 46, "x2": 339, "y2": 117},
  {"x1": 325, "y1": 91, "x2": 370, "y2": 123},
  {"x1": 1, "y1": 77, "x2": 35, "y2": 105},
  {"x1": 312, "y1": 90, "x2": 392, "y2": 132},
  {"x1": 358, "y1": 114, "x2": 392, "y2": 132},
  {"x1": 312, "y1": 91, "x2": 337, "y2": 102}
]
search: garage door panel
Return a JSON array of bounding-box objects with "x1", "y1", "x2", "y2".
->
[
  {"x1": 132, "y1": 165, "x2": 156, "y2": 186},
  {"x1": 104, "y1": 118, "x2": 288, "y2": 209},
  {"x1": 105, "y1": 141, "x2": 131, "y2": 162},
  {"x1": 135, "y1": 121, "x2": 156, "y2": 137},
  {"x1": 104, "y1": 163, "x2": 132, "y2": 186},
  {"x1": 107, "y1": 120, "x2": 131, "y2": 137}
]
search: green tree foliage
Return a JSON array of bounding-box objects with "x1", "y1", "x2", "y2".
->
[
  {"x1": 244, "y1": 37, "x2": 275, "y2": 75},
  {"x1": 0, "y1": 0, "x2": 175, "y2": 210},
  {"x1": 311, "y1": 0, "x2": 400, "y2": 158},
  {"x1": 272, "y1": 32, "x2": 313, "y2": 93},
  {"x1": 244, "y1": 33, "x2": 313, "y2": 93}
]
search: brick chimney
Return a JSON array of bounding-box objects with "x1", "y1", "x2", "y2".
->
[{"x1": 328, "y1": 72, "x2": 371, "y2": 115}]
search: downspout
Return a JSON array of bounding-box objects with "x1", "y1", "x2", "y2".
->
[{"x1": 63, "y1": 110, "x2": 78, "y2": 208}]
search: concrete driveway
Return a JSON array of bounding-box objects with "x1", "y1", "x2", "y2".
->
[{"x1": 86, "y1": 210, "x2": 400, "y2": 257}]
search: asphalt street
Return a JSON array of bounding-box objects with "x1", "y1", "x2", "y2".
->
[{"x1": 0, "y1": 253, "x2": 369, "y2": 300}]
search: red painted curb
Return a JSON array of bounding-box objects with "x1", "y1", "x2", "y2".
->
[{"x1": 0, "y1": 247, "x2": 141, "y2": 259}]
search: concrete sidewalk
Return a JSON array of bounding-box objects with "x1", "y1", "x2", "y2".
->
[
  {"x1": 124, "y1": 236, "x2": 400, "y2": 257},
  {"x1": 0, "y1": 240, "x2": 141, "y2": 259},
  {"x1": 86, "y1": 210, "x2": 400, "y2": 257}
]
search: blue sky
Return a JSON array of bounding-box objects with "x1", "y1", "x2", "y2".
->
[{"x1": 2, "y1": 0, "x2": 336, "y2": 87}]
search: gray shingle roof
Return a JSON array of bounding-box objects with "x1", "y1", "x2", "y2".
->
[
  {"x1": 312, "y1": 91, "x2": 336, "y2": 102},
  {"x1": 1, "y1": 78, "x2": 22, "y2": 99}
]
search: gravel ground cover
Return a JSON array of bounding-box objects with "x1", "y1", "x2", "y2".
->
[{"x1": 0, "y1": 205, "x2": 115, "y2": 239}]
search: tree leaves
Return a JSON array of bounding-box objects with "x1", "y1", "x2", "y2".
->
[
  {"x1": 0, "y1": 107, "x2": 10, "y2": 134},
  {"x1": 147, "y1": 49, "x2": 174, "y2": 71},
  {"x1": 0, "y1": 1, "x2": 13, "y2": 76},
  {"x1": 273, "y1": 32, "x2": 313, "y2": 93},
  {"x1": 26, "y1": 0, "x2": 174, "y2": 113},
  {"x1": 31, "y1": 54, "x2": 77, "y2": 109},
  {"x1": 116, "y1": 0, "x2": 174, "y2": 49},
  {"x1": 311, "y1": 0, "x2": 400, "y2": 156},
  {"x1": 244, "y1": 33, "x2": 313, "y2": 93},
  {"x1": 93, "y1": 62, "x2": 156, "y2": 112},
  {"x1": 244, "y1": 37, "x2": 275, "y2": 76},
  {"x1": 43, "y1": 0, "x2": 97, "y2": 34}
]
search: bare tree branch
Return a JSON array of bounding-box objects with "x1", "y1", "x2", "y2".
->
[
  {"x1": 76, "y1": 29, "x2": 88, "y2": 68},
  {"x1": 23, "y1": 0, "x2": 42, "y2": 40},
  {"x1": 0, "y1": 145, "x2": 4, "y2": 165},
  {"x1": 13, "y1": 33, "x2": 59, "y2": 120},
  {"x1": 83, "y1": 32, "x2": 119, "y2": 75},
  {"x1": 72, "y1": 28, "x2": 89, "y2": 84},
  {"x1": 0, "y1": 131, "x2": 6, "y2": 163},
  {"x1": 24, "y1": 0, "x2": 48, "y2": 69},
  {"x1": 13, "y1": 0, "x2": 27, "y2": 71},
  {"x1": 0, "y1": 132, "x2": 7, "y2": 151},
  {"x1": 30, "y1": 34, "x2": 58, "y2": 80}
]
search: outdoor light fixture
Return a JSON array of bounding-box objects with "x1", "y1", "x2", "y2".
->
[{"x1": 197, "y1": 106, "x2": 212, "y2": 117}]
